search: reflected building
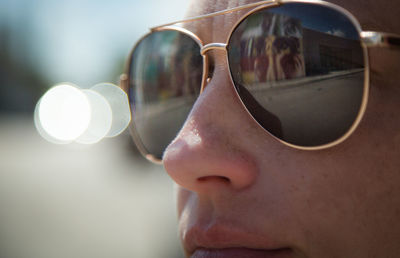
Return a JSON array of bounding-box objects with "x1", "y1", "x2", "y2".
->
[
  {"x1": 231, "y1": 12, "x2": 364, "y2": 88},
  {"x1": 302, "y1": 28, "x2": 363, "y2": 75}
]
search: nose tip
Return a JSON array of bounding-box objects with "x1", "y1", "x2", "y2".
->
[
  {"x1": 162, "y1": 51, "x2": 259, "y2": 194},
  {"x1": 163, "y1": 119, "x2": 258, "y2": 193}
]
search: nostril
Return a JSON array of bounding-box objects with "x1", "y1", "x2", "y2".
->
[
  {"x1": 163, "y1": 123, "x2": 258, "y2": 191},
  {"x1": 197, "y1": 176, "x2": 230, "y2": 184}
]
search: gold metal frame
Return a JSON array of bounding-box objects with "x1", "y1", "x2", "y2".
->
[
  {"x1": 121, "y1": 0, "x2": 400, "y2": 164},
  {"x1": 120, "y1": 26, "x2": 206, "y2": 164}
]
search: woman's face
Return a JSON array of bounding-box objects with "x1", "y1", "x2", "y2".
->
[{"x1": 162, "y1": 0, "x2": 400, "y2": 257}]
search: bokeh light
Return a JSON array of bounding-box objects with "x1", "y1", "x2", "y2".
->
[
  {"x1": 34, "y1": 83, "x2": 131, "y2": 144},
  {"x1": 91, "y1": 83, "x2": 131, "y2": 137},
  {"x1": 35, "y1": 83, "x2": 91, "y2": 142},
  {"x1": 75, "y1": 89, "x2": 112, "y2": 144}
]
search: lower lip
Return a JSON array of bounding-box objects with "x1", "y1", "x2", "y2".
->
[{"x1": 191, "y1": 248, "x2": 293, "y2": 258}]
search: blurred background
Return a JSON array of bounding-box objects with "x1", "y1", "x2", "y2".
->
[{"x1": 0, "y1": 0, "x2": 190, "y2": 257}]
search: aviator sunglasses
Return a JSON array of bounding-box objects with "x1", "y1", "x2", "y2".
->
[{"x1": 120, "y1": 0, "x2": 400, "y2": 163}]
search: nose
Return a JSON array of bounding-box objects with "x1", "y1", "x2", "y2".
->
[{"x1": 162, "y1": 55, "x2": 259, "y2": 194}]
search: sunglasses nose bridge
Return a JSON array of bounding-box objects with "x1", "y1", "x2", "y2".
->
[
  {"x1": 199, "y1": 43, "x2": 229, "y2": 93},
  {"x1": 200, "y1": 43, "x2": 227, "y2": 55}
]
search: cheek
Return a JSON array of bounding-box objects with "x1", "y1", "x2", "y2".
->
[
  {"x1": 259, "y1": 147, "x2": 399, "y2": 256},
  {"x1": 248, "y1": 78, "x2": 400, "y2": 252},
  {"x1": 270, "y1": 88, "x2": 400, "y2": 254}
]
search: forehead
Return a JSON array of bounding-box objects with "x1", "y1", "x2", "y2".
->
[{"x1": 185, "y1": 0, "x2": 400, "y2": 39}]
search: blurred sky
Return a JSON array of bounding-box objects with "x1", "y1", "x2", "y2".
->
[{"x1": 0, "y1": 0, "x2": 190, "y2": 88}]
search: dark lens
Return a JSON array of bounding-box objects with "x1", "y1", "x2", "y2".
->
[
  {"x1": 228, "y1": 3, "x2": 365, "y2": 147},
  {"x1": 128, "y1": 30, "x2": 203, "y2": 159}
]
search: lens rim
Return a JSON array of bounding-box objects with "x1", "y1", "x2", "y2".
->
[
  {"x1": 123, "y1": 26, "x2": 206, "y2": 163},
  {"x1": 121, "y1": 0, "x2": 372, "y2": 164},
  {"x1": 225, "y1": 0, "x2": 370, "y2": 150}
]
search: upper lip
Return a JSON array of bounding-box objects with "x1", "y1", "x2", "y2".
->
[{"x1": 183, "y1": 221, "x2": 289, "y2": 255}]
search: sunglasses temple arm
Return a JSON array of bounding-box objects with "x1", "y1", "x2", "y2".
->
[
  {"x1": 119, "y1": 74, "x2": 129, "y2": 94},
  {"x1": 361, "y1": 31, "x2": 400, "y2": 48},
  {"x1": 150, "y1": 0, "x2": 279, "y2": 30}
]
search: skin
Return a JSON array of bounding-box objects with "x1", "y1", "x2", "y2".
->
[{"x1": 162, "y1": 0, "x2": 400, "y2": 257}]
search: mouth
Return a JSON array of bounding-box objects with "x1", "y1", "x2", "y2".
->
[
  {"x1": 191, "y1": 247, "x2": 293, "y2": 258},
  {"x1": 183, "y1": 222, "x2": 294, "y2": 258}
]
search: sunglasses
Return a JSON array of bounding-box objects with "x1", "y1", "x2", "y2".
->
[{"x1": 120, "y1": 0, "x2": 400, "y2": 163}]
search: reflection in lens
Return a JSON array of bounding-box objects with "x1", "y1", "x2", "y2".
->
[
  {"x1": 228, "y1": 3, "x2": 365, "y2": 147},
  {"x1": 129, "y1": 30, "x2": 203, "y2": 159}
]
